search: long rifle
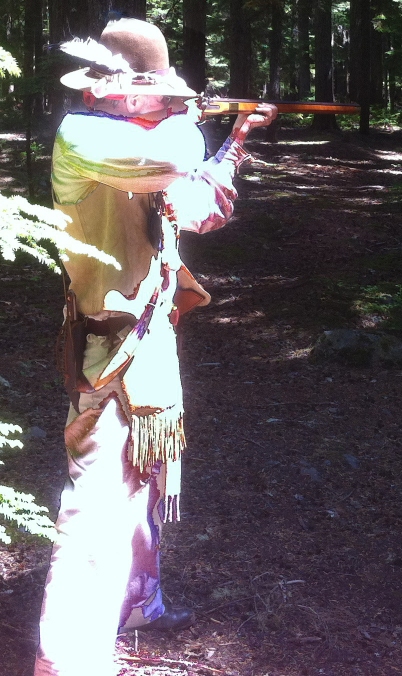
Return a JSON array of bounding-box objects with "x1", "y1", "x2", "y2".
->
[{"x1": 200, "y1": 98, "x2": 360, "y2": 117}]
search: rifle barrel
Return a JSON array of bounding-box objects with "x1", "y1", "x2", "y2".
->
[{"x1": 202, "y1": 98, "x2": 361, "y2": 116}]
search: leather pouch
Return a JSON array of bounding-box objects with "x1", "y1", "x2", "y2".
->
[{"x1": 58, "y1": 291, "x2": 95, "y2": 410}]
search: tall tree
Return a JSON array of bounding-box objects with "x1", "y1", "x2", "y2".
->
[
  {"x1": 267, "y1": 0, "x2": 284, "y2": 99},
  {"x1": 229, "y1": 0, "x2": 252, "y2": 96},
  {"x1": 370, "y1": 0, "x2": 402, "y2": 110},
  {"x1": 370, "y1": 19, "x2": 385, "y2": 106},
  {"x1": 350, "y1": 0, "x2": 371, "y2": 133},
  {"x1": 23, "y1": 0, "x2": 43, "y2": 196},
  {"x1": 286, "y1": 0, "x2": 298, "y2": 98},
  {"x1": 87, "y1": 0, "x2": 147, "y2": 36},
  {"x1": 46, "y1": 0, "x2": 89, "y2": 132},
  {"x1": 332, "y1": 5, "x2": 349, "y2": 100},
  {"x1": 23, "y1": 0, "x2": 43, "y2": 86},
  {"x1": 313, "y1": 0, "x2": 336, "y2": 129},
  {"x1": 117, "y1": 1, "x2": 147, "y2": 21},
  {"x1": 388, "y1": 32, "x2": 401, "y2": 112},
  {"x1": 182, "y1": 0, "x2": 206, "y2": 93},
  {"x1": 87, "y1": 0, "x2": 109, "y2": 36},
  {"x1": 265, "y1": 0, "x2": 283, "y2": 142},
  {"x1": 297, "y1": 0, "x2": 312, "y2": 98}
]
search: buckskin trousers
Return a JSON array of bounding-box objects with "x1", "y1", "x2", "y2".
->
[{"x1": 34, "y1": 378, "x2": 166, "y2": 676}]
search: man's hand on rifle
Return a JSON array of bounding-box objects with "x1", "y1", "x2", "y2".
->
[{"x1": 231, "y1": 103, "x2": 278, "y2": 144}]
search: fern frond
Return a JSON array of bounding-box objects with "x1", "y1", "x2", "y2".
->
[
  {"x1": 0, "y1": 47, "x2": 21, "y2": 78},
  {"x1": 0, "y1": 485, "x2": 56, "y2": 542},
  {"x1": 0, "y1": 193, "x2": 121, "y2": 272}
]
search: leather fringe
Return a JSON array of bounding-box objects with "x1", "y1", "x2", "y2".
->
[{"x1": 128, "y1": 409, "x2": 185, "y2": 473}]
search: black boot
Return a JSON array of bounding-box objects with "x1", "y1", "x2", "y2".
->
[
  {"x1": 139, "y1": 607, "x2": 195, "y2": 632},
  {"x1": 121, "y1": 607, "x2": 195, "y2": 633}
]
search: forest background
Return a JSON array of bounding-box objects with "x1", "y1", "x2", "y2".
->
[{"x1": 1, "y1": 0, "x2": 402, "y2": 142}]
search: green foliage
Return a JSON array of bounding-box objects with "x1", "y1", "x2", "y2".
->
[
  {"x1": 148, "y1": 1, "x2": 184, "y2": 68},
  {"x1": 0, "y1": 46, "x2": 21, "y2": 78},
  {"x1": 353, "y1": 283, "x2": 402, "y2": 330},
  {"x1": 372, "y1": 0, "x2": 402, "y2": 35},
  {"x1": 0, "y1": 422, "x2": 23, "y2": 450},
  {"x1": 311, "y1": 254, "x2": 402, "y2": 331},
  {"x1": 0, "y1": 484, "x2": 56, "y2": 545},
  {"x1": 387, "y1": 183, "x2": 402, "y2": 202},
  {"x1": 0, "y1": 423, "x2": 56, "y2": 545},
  {"x1": 0, "y1": 193, "x2": 121, "y2": 273},
  {"x1": 370, "y1": 106, "x2": 402, "y2": 128}
]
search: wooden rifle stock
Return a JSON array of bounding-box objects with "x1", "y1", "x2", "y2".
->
[{"x1": 201, "y1": 98, "x2": 360, "y2": 117}]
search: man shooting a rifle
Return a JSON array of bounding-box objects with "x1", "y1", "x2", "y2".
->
[{"x1": 34, "y1": 16, "x2": 277, "y2": 676}]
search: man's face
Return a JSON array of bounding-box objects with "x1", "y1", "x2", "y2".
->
[
  {"x1": 127, "y1": 94, "x2": 169, "y2": 116},
  {"x1": 84, "y1": 93, "x2": 170, "y2": 119}
]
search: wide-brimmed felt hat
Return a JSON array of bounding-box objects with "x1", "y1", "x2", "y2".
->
[{"x1": 60, "y1": 18, "x2": 197, "y2": 99}]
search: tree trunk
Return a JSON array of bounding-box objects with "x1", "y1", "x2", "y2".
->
[
  {"x1": 264, "y1": 0, "x2": 284, "y2": 142},
  {"x1": 33, "y1": 0, "x2": 44, "y2": 115},
  {"x1": 359, "y1": 0, "x2": 370, "y2": 132},
  {"x1": 117, "y1": 1, "x2": 147, "y2": 21},
  {"x1": 87, "y1": 0, "x2": 108, "y2": 37},
  {"x1": 182, "y1": 0, "x2": 206, "y2": 93},
  {"x1": 23, "y1": 0, "x2": 43, "y2": 197},
  {"x1": 297, "y1": 0, "x2": 312, "y2": 98},
  {"x1": 387, "y1": 33, "x2": 400, "y2": 112},
  {"x1": 288, "y1": 3, "x2": 298, "y2": 98},
  {"x1": 312, "y1": 0, "x2": 337, "y2": 130},
  {"x1": 86, "y1": 0, "x2": 147, "y2": 34},
  {"x1": 47, "y1": 0, "x2": 91, "y2": 133},
  {"x1": 333, "y1": 26, "x2": 348, "y2": 100},
  {"x1": 369, "y1": 22, "x2": 384, "y2": 106},
  {"x1": 229, "y1": 0, "x2": 252, "y2": 97},
  {"x1": 350, "y1": 0, "x2": 371, "y2": 133},
  {"x1": 267, "y1": 0, "x2": 283, "y2": 99}
]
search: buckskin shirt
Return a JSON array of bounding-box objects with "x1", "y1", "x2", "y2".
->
[
  {"x1": 52, "y1": 109, "x2": 250, "y2": 496},
  {"x1": 34, "y1": 107, "x2": 250, "y2": 676}
]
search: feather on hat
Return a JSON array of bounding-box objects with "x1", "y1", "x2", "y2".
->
[{"x1": 59, "y1": 18, "x2": 197, "y2": 99}]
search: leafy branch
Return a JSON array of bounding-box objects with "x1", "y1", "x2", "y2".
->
[
  {"x1": 0, "y1": 422, "x2": 23, "y2": 450},
  {"x1": 0, "y1": 485, "x2": 56, "y2": 546},
  {"x1": 0, "y1": 193, "x2": 121, "y2": 273},
  {"x1": 0, "y1": 423, "x2": 56, "y2": 545},
  {"x1": 0, "y1": 46, "x2": 21, "y2": 78}
]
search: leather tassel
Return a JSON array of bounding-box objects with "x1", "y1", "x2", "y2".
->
[{"x1": 128, "y1": 410, "x2": 185, "y2": 473}]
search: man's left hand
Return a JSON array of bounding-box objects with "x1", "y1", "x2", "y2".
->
[{"x1": 231, "y1": 103, "x2": 278, "y2": 144}]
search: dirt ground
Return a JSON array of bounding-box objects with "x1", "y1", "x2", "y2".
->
[{"x1": 1, "y1": 120, "x2": 402, "y2": 676}]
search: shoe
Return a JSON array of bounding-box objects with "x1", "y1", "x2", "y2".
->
[{"x1": 137, "y1": 607, "x2": 195, "y2": 632}]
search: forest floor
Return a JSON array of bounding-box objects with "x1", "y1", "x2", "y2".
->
[{"x1": 1, "y1": 119, "x2": 402, "y2": 676}]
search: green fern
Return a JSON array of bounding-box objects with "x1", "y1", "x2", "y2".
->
[
  {"x1": 0, "y1": 485, "x2": 56, "y2": 545},
  {"x1": 0, "y1": 193, "x2": 121, "y2": 272},
  {"x1": 0, "y1": 46, "x2": 21, "y2": 78},
  {"x1": 0, "y1": 422, "x2": 23, "y2": 450},
  {"x1": 0, "y1": 424, "x2": 56, "y2": 545}
]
